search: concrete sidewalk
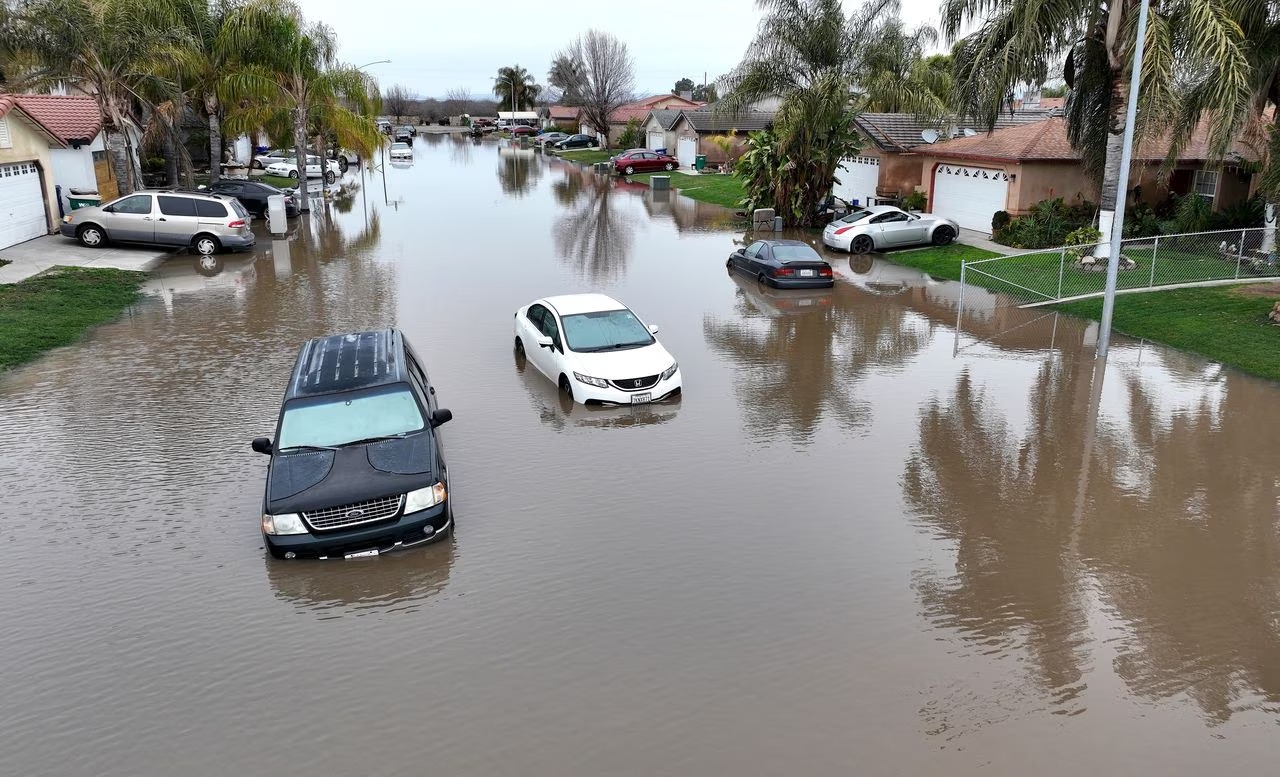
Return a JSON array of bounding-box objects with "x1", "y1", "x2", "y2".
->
[
  {"x1": 0, "y1": 234, "x2": 172, "y2": 284},
  {"x1": 957, "y1": 228, "x2": 1017, "y2": 256}
]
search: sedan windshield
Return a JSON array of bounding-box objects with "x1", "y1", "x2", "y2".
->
[
  {"x1": 562, "y1": 309, "x2": 654, "y2": 352},
  {"x1": 277, "y1": 385, "x2": 424, "y2": 450},
  {"x1": 836, "y1": 209, "x2": 873, "y2": 224},
  {"x1": 773, "y1": 244, "x2": 822, "y2": 261}
]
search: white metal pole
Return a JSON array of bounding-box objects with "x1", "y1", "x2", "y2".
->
[{"x1": 1096, "y1": 0, "x2": 1151, "y2": 358}]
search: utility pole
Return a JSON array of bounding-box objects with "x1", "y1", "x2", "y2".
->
[{"x1": 1096, "y1": 0, "x2": 1151, "y2": 358}]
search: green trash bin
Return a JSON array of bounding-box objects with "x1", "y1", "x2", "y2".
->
[
  {"x1": 694, "y1": 154, "x2": 707, "y2": 171},
  {"x1": 68, "y1": 190, "x2": 100, "y2": 210}
]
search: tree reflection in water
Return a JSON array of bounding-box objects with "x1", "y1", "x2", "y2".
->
[{"x1": 553, "y1": 169, "x2": 634, "y2": 283}]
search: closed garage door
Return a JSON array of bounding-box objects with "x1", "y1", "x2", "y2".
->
[
  {"x1": 931, "y1": 164, "x2": 1009, "y2": 233},
  {"x1": 676, "y1": 136, "x2": 698, "y2": 168},
  {"x1": 833, "y1": 156, "x2": 879, "y2": 207},
  {"x1": 0, "y1": 162, "x2": 48, "y2": 250},
  {"x1": 647, "y1": 131, "x2": 666, "y2": 152}
]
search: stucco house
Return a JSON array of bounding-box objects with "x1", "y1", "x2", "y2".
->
[
  {"x1": 915, "y1": 116, "x2": 1258, "y2": 232},
  {"x1": 642, "y1": 109, "x2": 682, "y2": 154},
  {"x1": 0, "y1": 95, "x2": 68, "y2": 250},
  {"x1": 546, "y1": 104, "x2": 579, "y2": 129},
  {"x1": 832, "y1": 110, "x2": 1057, "y2": 209},
  {"x1": 577, "y1": 94, "x2": 703, "y2": 146},
  {"x1": 667, "y1": 109, "x2": 775, "y2": 169},
  {"x1": 16, "y1": 94, "x2": 114, "y2": 214}
]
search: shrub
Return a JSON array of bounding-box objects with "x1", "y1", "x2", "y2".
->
[
  {"x1": 617, "y1": 118, "x2": 643, "y2": 149},
  {"x1": 902, "y1": 190, "x2": 927, "y2": 212},
  {"x1": 992, "y1": 197, "x2": 1095, "y2": 248},
  {"x1": 991, "y1": 210, "x2": 1011, "y2": 232},
  {"x1": 1122, "y1": 203, "x2": 1162, "y2": 238},
  {"x1": 1208, "y1": 195, "x2": 1264, "y2": 231},
  {"x1": 1161, "y1": 193, "x2": 1213, "y2": 234},
  {"x1": 1064, "y1": 225, "x2": 1103, "y2": 260}
]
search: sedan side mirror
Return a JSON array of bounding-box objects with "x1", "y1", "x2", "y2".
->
[
  {"x1": 251, "y1": 437, "x2": 273, "y2": 455},
  {"x1": 430, "y1": 408, "x2": 453, "y2": 428},
  {"x1": 535, "y1": 334, "x2": 554, "y2": 349},
  {"x1": 647, "y1": 324, "x2": 660, "y2": 335}
]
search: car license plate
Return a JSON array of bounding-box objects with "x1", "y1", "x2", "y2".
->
[
  {"x1": 631, "y1": 392, "x2": 652, "y2": 404},
  {"x1": 800, "y1": 269, "x2": 816, "y2": 277},
  {"x1": 345, "y1": 548, "x2": 379, "y2": 559}
]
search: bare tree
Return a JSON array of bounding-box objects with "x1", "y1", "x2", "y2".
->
[
  {"x1": 442, "y1": 86, "x2": 472, "y2": 117},
  {"x1": 383, "y1": 83, "x2": 412, "y2": 122},
  {"x1": 557, "y1": 30, "x2": 632, "y2": 143}
]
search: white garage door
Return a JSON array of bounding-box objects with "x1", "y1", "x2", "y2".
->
[
  {"x1": 833, "y1": 156, "x2": 879, "y2": 208},
  {"x1": 647, "y1": 131, "x2": 666, "y2": 152},
  {"x1": 676, "y1": 136, "x2": 698, "y2": 168},
  {"x1": 0, "y1": 162, "x2": 48, "y2": 250},
  {"x1": 931, "y1": 164, "x2": 1009, "y2": 233}
]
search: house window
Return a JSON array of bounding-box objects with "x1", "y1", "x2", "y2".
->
[
  {"x1": 92, "y1": 150, "x2": 107, "y2": 162},
  {"x1": 0, "y1": 117, "x2": 11, "y2": 149},
  {"x1": 1194, "y1": 169, "x2": 1218, "y2": 198}
]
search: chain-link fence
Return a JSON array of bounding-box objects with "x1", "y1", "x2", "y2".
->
[{"x1": 961, "y1": 228, "x2": 1280, "y2": 306}]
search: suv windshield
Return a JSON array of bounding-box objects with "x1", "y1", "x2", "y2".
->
[
  {"x1": 562, "y1": 309, "x2": 654, "y2": 352},
  {"x1": 277, "y1": 385, "x2": 424, "y2": 450}
]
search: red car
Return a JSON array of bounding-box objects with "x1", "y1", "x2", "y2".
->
[
  {"x1": 613, "y1": 150, "x2": 679, "y2": 175},
  {"x1": 510, "y1": 125, "x2": 537, "y2": 136}
]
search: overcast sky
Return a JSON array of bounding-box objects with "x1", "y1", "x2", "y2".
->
[{"x1": 294, "y1": 0, "x2": 944, "y2": 100}]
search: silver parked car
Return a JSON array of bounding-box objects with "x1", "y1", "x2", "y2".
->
[
  {"x1": 821, "y1": 204, "x2": 959, "y2": 254},
  {"x1": 60, "y1": 190, "x2": 256, "y2": 255}
]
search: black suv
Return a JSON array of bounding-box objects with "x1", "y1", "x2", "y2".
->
[{"x1": 251, "y1": 329, "x2": 453, "y2": 559}]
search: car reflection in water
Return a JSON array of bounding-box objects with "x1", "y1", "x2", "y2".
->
[
  {"x1": 726, "y1": 269, "x2": 834, "y2": 317},
  {"x1": 266, "y1": 539, "x2": 455, "y2": 616},
  {"x1": 141, "y1": 253, "x2": 260, "y2": 313},
  {"x1": 512, "y1": 341, "x2": 680, "y2": 430}
]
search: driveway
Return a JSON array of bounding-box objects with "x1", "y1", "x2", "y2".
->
[{"x1": 0, "y1": 234, "x2": 173, "y2": 284}]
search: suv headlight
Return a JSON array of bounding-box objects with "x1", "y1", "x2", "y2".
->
[
  {"x1": 405, "y1": 482, "x2": 447, "y2": 513},
  {"x1": 573, "y1": 372, "x2": 609, "y2": 389},
  {"x1": 661, "y1": 361, "x2": 678, "y2": 381},
  {"x1": 262, "y1": 512, "x2": 307, "y2": 535}
]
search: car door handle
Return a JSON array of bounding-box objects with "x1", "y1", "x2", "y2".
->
[
  {"x1": 157, "y1": 217, "x2": 167, "y2": 221},
  {"x1": 143, "y1": 217, "x2": 153, "y2": 221}
]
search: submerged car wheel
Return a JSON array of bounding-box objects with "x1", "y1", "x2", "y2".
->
[
  {"x1": 932, "y1": 225, "x2": 956, "y2": 246},
  {"x1": 559, "y1": 374, "x2": 574, "y2": 401},
  {"x1": 77, "y1": 224, "x2": 105, "y2": 248},
  {"x1": 850, "y1": 235, "x2": 874, "y2": 255},
  {"x1": 193, "y1": 234, "x2": 220, "y2": 256}
]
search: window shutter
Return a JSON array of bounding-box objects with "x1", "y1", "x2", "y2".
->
[{"x1": 0, "y1": 118, "x2": 11, "y2": 149}]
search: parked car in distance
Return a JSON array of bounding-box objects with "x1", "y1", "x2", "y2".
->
[
  {"x1": 821, "y1": 204, "x2": 958, "y2": 254},
  {"x1": 613, "y1": 150, "x2": 679, "y2": 175},
  {"x1": 727, "y1": 239, "x2": 835, "y2": 288},
  {"x1": 251, "y1": 329, "x2": 454, "y2": 559},
  {"x1": 328, "y1": 148, "x2": 359, "y2": 172},
  {"x1": 509, "y1": 125, "x2": 537, "y2": 136},
  {"x1": 251, "y1": 148, "x2": 291, "y2": 170},
  {"x1": 264, "y1": 154, "x2": 340, "y2": 183},
  {"x1": 393, "y1": 127, "x2": 414, "y2": 144},
  {"x1": 513, "y1": 293, "x2": 681, "y2": 406},
  {"x1": 60, "y1": 190, "x2": 255, "y2": 255},
  {"x1": 535, "y1": 131, "x2": 568, "y2": 147},
  {"x1": 399, "y1": 124, "x2": 417, "y2": 137},
  {"x1": 554, "y1": 134, "x2": 599, "y2": 150},
  {"x1": 389, "y1": 142, "x2": 413, "y2": 160},
  {"x1": 376, "y1": 119, "x2": 393, "y2": 135},
  {"x1": 206, "y1": 179, "x2": 298, "y2": 217}
]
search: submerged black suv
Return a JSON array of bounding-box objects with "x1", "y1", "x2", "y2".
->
[{"x1": 251, "y1": 329, "x2": 453, "y2": 559}]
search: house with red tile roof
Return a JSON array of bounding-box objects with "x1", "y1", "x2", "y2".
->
[
  {"x1": 13, "y1": 94, "x2": 116, "y2": 212},
  {"x1": 0, "y1": 94, "x2": 70, "y2": 249},
  {"x1": 570, "y1": 94, "x2": 704, "y2": 146},
  {"x1": 914, "y1": 116, "x2": 1260, "y2": 233}
]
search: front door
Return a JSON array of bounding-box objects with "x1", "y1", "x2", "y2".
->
[{"x1": 103, "y1": 194, "x2": 155, "y2": 243}]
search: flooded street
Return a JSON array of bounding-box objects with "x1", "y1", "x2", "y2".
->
[{"x1": 3, "y1": 134, "x2": 1279, "y2": 775}]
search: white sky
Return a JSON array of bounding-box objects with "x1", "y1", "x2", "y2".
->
[{"x1": 294, "y1": 0, "x2": 943, "y2": 99}]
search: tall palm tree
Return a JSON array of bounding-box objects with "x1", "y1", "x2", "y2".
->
[
  {"x1": 221, "y1": 0, "x2": 381, "y2": 212},
  {"x1": 493, "y1": 65, "x2": 539, "y2": 112},
  {"x1": 857, "y1": 19, "x2": 951, "y2": 120},
  {"x1": 2, "y1": 0, "x2": 182, "y2": 195},
  {"x1": 941, "y1": 0, "x2": 1252, "y2": 258}
]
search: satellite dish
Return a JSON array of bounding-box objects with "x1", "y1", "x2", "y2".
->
[
  {"x1": 921, "y1": 129, "x2": 939, "y2": 144},
  {"x1": 947, "y1": 125, "x2": 960, "y2": 138},
  {"x1": 963, "y1": 128, "x2": 977, "y2": 137}
]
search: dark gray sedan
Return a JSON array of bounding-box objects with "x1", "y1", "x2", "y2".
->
[{"x1": 726, "y1": 239, "x2": 835, "y2": 289}]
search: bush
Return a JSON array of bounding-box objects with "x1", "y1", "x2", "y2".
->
[
  {"x1": 902, "y1": 190, "x2": 927, "y2": 212},
  {"x1": 617, "y1": 118, "x2": 643, "y2": 149},
  {"x1": 1122, "y1": 203, "x2": 1162, "y2": 238},
  {"x1": 992, "y1": 197, "x2": 1095, "y2": 248},
  {"x1": 1064, "y1": 225, "x2": 1103, "y2": 260},
  {"x1": 1209, "y1": 195, "x2": 1264, "y2": 231},
  {"x1": 1161, "y1": 193, "x2": 1213, "y2": 234},
  {"x1": 991, "y1": 210, "x2": 1011, "y2": 232}
]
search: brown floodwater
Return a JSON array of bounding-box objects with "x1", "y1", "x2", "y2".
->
[{"x1": 2, "y1": 135, "x2": 1279, "y2": 775}]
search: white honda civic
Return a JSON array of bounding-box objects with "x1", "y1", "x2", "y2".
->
[{"x1": 513, "y1": 293, "x2": 682, "y2": 405}]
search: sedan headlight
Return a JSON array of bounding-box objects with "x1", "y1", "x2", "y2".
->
[
  {"x1": 405, "y1": 482, "x2": 447, "y2": 513},
  {"x1": 573, "y1": 372, "x2": 609, "y2": 389},
  {"x1": 661, "y1": 361, "x2": 679, "y2": 381},
  {"x1": 262, "y1": 512, "x2": 308, "y2": 535}
]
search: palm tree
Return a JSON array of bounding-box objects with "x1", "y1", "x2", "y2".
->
[
  {"x1": 857, "y1": 20, "x2": 951, "y2": 119},
  {"x1": 720, "y1": 0, "x2": 901, "y2": 226},
  {"x1": 2, "y1": 0, "x2": 182, "y2": 195},
  {"x1": 941, "y1": 0, "x2": 1252, "y2": 259},
  {"x1": 493, "y1": 65, "x2": 539, "y2": 112},
  {"x1": 221, "y1": 0, "x2": 381, "y2": 212}
]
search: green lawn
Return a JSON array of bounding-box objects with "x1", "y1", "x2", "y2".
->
[
  {"x1": 886, "y1": 244, "x2": 1280, "y2": 381},
  {"x1": 260, "y1": 174, "x2": 299, "y2": 189},
  {"x1": 627, "y1": 171, "x2": 746, "y2": 209},
  {"x1": 557, "y1": 149, "x2": 613, "y2": 164},
  {"x1": 0, "y1": 267, "x2": 145, "y2": 371}
]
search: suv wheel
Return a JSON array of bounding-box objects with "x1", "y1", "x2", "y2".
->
[
  {"x1": 77, "y1": 224, "x2": 105, "y2": 248},
  {"x1": 193, "y1": 234, "x2": 221, "y2": 256}
]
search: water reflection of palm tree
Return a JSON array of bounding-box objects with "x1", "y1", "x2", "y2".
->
[
  {"x1": 553, "y1": 172, "x2": 634, "y2": 282},
  {"x1": 703, "y1": 278, "x2": 929, "y2": 445}
]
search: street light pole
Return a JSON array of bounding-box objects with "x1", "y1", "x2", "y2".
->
[{"x1": 1096, "y1": 0, "x2": 1151, "y2": 358}]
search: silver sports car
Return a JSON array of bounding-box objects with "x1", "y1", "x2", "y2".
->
[{"x1": 821, "y1": 204, "x2": 959, "y2": 254}]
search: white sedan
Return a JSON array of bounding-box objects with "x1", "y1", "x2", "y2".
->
[
  {"x1": 389, "y1": 142, "x2": 413, "y2": 160},
  {"x1": 514, "y1": 293, "x2": 682, "y2": 405},
  {"x1": 264, "y1": 154, "x2": 340, "y2": 182}
]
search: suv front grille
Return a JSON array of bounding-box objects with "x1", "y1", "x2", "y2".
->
[
  {"x1": 608, "y1": 374, "x2": 660, "y2": 391},
  {"x1": 303, "y1": 494, "x2": 403, "y2": 531}
]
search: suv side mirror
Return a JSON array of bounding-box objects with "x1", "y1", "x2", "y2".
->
[
  {"x1": 430, "y1": 409, "x2": 453, "y2": 428},
  {"x1": 251, "y1": 437, "x2": 273, "y2": 455}
]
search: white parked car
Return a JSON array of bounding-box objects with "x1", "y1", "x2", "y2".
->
[
  {"x1": 821, "y1": 204, "x2": 959, "y2": 254},
  {"x1": 264, "y1": 154, "x2": 340, "y2": 183},
  {"x1": 389, "y1": 142, "x2": 413, "y2": 160},
  {"x1": 513, "y1": 293, "x2": 681, "y2": 405}
]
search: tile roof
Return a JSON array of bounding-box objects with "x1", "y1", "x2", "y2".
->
[
  {"x1": 0, "y1": 93, "x2": 67, "y2": 146},
  {"x1": 548, "y1": 105, "x2": 579, "y2": 121},
  {"x1": 676, "y1": 109, "x2": 775, "y2": 133},
  {"x1": 632, "y1": 94, "x2": 702, "y2": 109},
  {"x1": 921, "y1": 116, "x2": 1262, "y2": 163},
  {"x1": 13, "y1": 94, "x2": 101, "y2": 143},
  {"x1": 855, "y1": 110, "x2": 1056, "y2": 151}
]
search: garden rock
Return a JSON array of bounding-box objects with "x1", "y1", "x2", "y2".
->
[
  {"x1": 1269, "y1": 301, "x2": 1280, "y2": 325},
  {"x1": 1074, "y1": 254, "x2": 1137, "y2": 272}
]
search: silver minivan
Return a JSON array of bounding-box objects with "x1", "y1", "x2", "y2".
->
[{"x1": 60, "y1": 190, "x2": 256, "y2": 255}]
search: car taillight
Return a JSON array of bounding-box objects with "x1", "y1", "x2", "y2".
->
[
  {"x1": 819, "y1": 266, "x2": 833, "y2": 277},
  {"x1": 228, "y1": 219, "x2": 246, "y2": 228},
  {"x1": 774, "y1": 267, "x2": 795, "y2": 277},
  {"x1": 833, "y1": 226, "x2": 854, "y2": 235}
]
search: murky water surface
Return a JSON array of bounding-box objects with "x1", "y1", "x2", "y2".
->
[{"x1": 3, "y1": 134, "x2": 1279, "y2": 775}]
